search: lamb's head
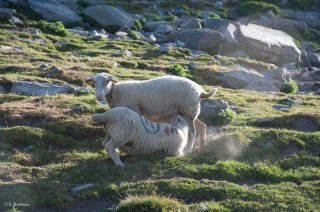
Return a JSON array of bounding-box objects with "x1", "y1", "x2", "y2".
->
[
  {"x1": 170, "y1": 115, "x2": 189, "y2": 130},
  {"x1": 85, "y1": 73, "x2": 115, "y2": 104}
]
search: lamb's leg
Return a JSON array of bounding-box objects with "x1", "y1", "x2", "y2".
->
[
  {"x1": 184, "y1": 117, "x2": 196, "y2": 154},
  {"x1": 195, "y1": 118, "x2": 206, "y2": 151},
  {"x1": 104, "y1": 138, "x2": 125, "y2": 167}
]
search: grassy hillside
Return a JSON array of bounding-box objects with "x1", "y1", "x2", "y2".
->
[{"x1": 0, "y1": 19, "x2": 319, "y2": 211}]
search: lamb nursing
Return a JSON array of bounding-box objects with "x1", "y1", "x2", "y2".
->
[
  {"x1": 86, "y1": 73, "x2": 217, "y2": 153},
  {"x1": 92, "y1": 107, "x2": 189, "y2": 167}
]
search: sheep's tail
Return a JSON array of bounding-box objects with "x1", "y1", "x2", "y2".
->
[
  {"x1": 200, "y1": 88, "x2": 217, "y2": 99},
  {"x1": 91, "y1": 112, "x2": 113, "y2": 125}
]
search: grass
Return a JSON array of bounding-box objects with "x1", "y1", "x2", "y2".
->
[{"x1": 0, "y1": 14, "x2": 319, "y2": 211}]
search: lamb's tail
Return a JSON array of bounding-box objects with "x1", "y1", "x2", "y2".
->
[
  {"x1": 91, "y1": 112, "x2": 112, "y2": 125},
  {"x1": 200, "y1": 88, "x2": 217, "y2": 99}
]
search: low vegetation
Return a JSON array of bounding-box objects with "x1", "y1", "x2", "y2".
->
[{"x1": 0, "y1": 5, "x2": 319, "y2": 211}]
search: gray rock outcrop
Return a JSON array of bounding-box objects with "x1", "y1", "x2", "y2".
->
[
  {"x1": 238, "y1": 24, "x2": 301, "y2": 64},
  {"x1": 10, "y1": 81, "x2": 88, "y2": 96},
  {"x1": 175, "y1": 29, "x2": 223, "y2": 52},
  {"x1": 28, "y1": 0, "x2": 81, "y2": 24},
  {"x1": 84, "y1": 5, "x2": 134, "y2": 27},
  {"x1": 223, "y1": 69, "x2": 264, "y2": 89}
]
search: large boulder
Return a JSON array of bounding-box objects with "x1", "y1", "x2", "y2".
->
[
  {"x1": 84, "y1": 5, "x2": 134, "y2": 28},
  {"x1": 180, "y1": 18, "x2": 202, "y2": 29},
  {"x1": 283, "y1": 9, "x2": 320, "y2": 28},
  {"x1": 10, "y1": 81, "x2": 88, "y2": 96},
  {"x1": 223, "y1": 69, "x2": 264, "y2": 89},
  {"x1": 251, "y1": 17, "x2": 308, "y2": 38},
  {"x1": 238, "y1": 24, "x2": 301, "y2": 64},
  {"x1": 244, "y1": 81, "x2": 280, "y2": 92},
  {"x1": 28, "y1": 0, "x2": 81, "y2": 24},
  {"x1": 175, "y1": 29, "x2": 223, "y2": 52},
  {"x1": 144, "y1": 21, "x2": 176, "y2": 32}
]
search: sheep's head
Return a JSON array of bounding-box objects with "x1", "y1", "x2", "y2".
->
[{"x1": 85, "y1": 73, "x2": 116, "y2": 104}]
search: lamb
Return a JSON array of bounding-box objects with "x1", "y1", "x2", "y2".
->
[
  {"x1": 86, "y1": 73, "x2": 217, "y2": 153},
  {"x1": 92, "y1": 107, "x2": 189, "y2": 167}
]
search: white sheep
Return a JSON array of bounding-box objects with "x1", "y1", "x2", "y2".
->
[
  {"x1": 92, "y1": 107, "x2": 189, "y2": 167},
  {"x1": 86, "y1": 73, "x2": 217, "y2": 153}
]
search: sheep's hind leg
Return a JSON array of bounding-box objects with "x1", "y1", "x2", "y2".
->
[
  {"x1": 184, "y1": 117, "x2": 196, "y2": 154},
  {"x1": 195, "y1": 118, "x2": 206, "y2": 152},
  {"x1": 105, "y1": 139, "x2": 125, "y2": 167}
]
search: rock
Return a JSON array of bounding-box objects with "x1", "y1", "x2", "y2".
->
[
  {"x1": 204, "y1": 19, "x2": 239, "y2": 54},
  {"x1": 144, "y1": 21, "x2": 176, "y2": 32},
  {"x1": 175, "y1": 29, "x2": 223, "y2": 52},
  {"x1": 112, "y1": 49, "x2": 133, "y2": 57},
  {"x1": 45, "y1": 66, "x2": 64, "y2": 77},
  {"x1": 272, "y1": 103, "x2": 289, "y2": 111},
  {"x1": 263, "y1": 67, "x2": 291, "y2": 84},
  {"x1": 238, "y1": 24, "x2": 301, "y2": 64},
  {"x1": 9, "y1": 15, "x2": 20, "y2": 24},
  {"x1": 155, "y1": 24, "x2": 174, "y2": 34},
  {"x1": 226, "y1": 50, "x2": 248, "y2": 58},
  {"x1": 0, "y1": 85, "x2": 4, "y2": 93},
  {"x1": 11, "y1": 81, "x2": 87, "y2": 96},
  {"x1": 89, "y1": 30, "x2": 99, "y2": 37},
  {"x1": 71, "y1": 183, "x2": 94, "y2": 193},
  {"x1": 39, "y1": 64, "x2": 49, "y2": 70},
  {"x1": 308, "y1": 52, "x2": 320, "y2": 68},
  {"x1": 26, "y1": 38, "x2": 47, "y2": 45},
  {"x1": 277, "y1": 98, "x2": 298, "y2": 107},
  {"x1": 244, "y1": 80, "x2": 280, "y2": 92},
  {"x1": 175, "y1": 40, "x2": 186, "y2": 48},
  {"x1": 283, "y1": 9, "x2": 320, "y2": 28},
  {"x1": 84, "y1": 5, "x2": 134, "y2": 28},
  {"x1": 68, "y1": 29, "x2": 89, "y2": 36},
  {"x1": 72, "y1": 104, "x2": 89, "y2": 114},
  {"x1": 1, "y1": 45, "x2": 11, "y2": 51},
  {"x1": 99, "y1": 29, "x2": 107, "y2": 34},
  {"x1": 115, "y1": 31, "x2": 127, "y2": 37},
  {"x1": 204, "y1": 19, "x2": 232, "y2": 31},
  {"x1": 28, "y1": 0, "x2": 82, "y2": 24},
  {"x1": 180, "y1": 18, "x2": 202, "y2": 29},
  {"x1": 141, "y1": 33, "x2": 156, "y2": 43},
  {"x1": 158, "y1": 44, "x2": 173, "y2": 53},
  {"x1": 13, "y1": 46, "x2": 23, "y2": 52},
  {"x1": 251, "y1": 17, "x2": 307, "y2": 38},
  {"x1": 112, "y1": 61, "x2": 119, "y2": 67},
  {"x1": 0, "y1": 8, "x2": 15, "y2": 20},
  {"x1": 200, "y1": 99, "x2": 229, "y2": 117},
  {"x1": 189, "y1": 62, "x2": 200, "y2": 70},
  {"x1": 22, "y1": 28, "x2": 41, "y2": 35},
  {"x1": 223, "y1": 69, "x2": 264, "y2": 89}
]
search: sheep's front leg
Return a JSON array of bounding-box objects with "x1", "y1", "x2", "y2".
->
[
  {"x1": 104, "y1": 139, "x2": 125, "y2": 167},
  {"x1": 195, "y1": 118, "x2": 206, "y2": 151}
]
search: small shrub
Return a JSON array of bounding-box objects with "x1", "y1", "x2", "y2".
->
[
  {"x1": 128, "y1": 31, "x2": 140, "y2": 40},
  {"x1": 38, "y1": 20, "x2": 68, "y2": 36},
  {"x1": 132, "y1": 19, "x2": 143, "y2": 31},
  {"x1": 167, "y1": 64, "x2": 191, "y2": 78},
  {"x1": 78, "y1": 0, "x2": 90, "y2": 8},
  {"x1": 236, "y1": 1, "x2": 281, "y2": 17},
  {"x1": 144, "y1": 13, "x2": 162, "y2": 21},
  {"x1": 213, "y1": 109, "x2": 236, "y2": 125},
  {"x1": 281, "y1": 80, "x2": 299, "y2": 94},
  {"x1": 164, "y1": 15, "x2": 178, "y2": 22},
  {"x1": 116, "y1": 195, "x2": 184, "y2": 212},
  {"x1": 209, "y1": 13, "x2": 222, "y2": 20}
]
